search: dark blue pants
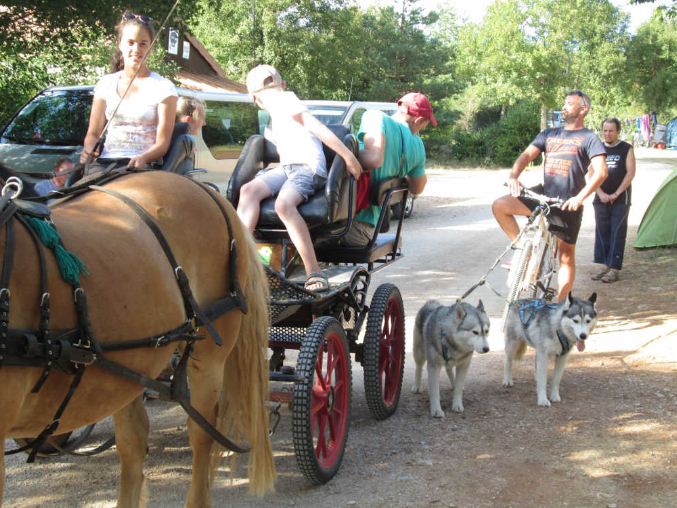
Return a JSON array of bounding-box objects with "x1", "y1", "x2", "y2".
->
[{"x1": 593, "y1": 201, "x2": 630, "y2": 270}]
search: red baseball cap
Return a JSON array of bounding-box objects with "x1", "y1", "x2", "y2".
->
[{"x1": 398, "y1": 92, "x2": 437, "y2": 127}]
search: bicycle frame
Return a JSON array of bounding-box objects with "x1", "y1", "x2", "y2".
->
[{"x1": 507, "y1": 204, "x2": 560, "y2": 304}]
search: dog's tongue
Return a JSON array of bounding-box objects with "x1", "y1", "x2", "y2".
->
[{"x1": 576, "y1": 339, "x2": 586, "y2": 352}]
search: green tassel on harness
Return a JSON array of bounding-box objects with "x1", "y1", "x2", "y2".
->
[{"x1": 23, "y1": 216, "x2": 89, "y2": 286}]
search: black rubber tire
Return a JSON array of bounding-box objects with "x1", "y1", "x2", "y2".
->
[
  {"x1": 502, "y1": 239, "x2": 534, "y2": 326},
  {"x1": 13, "y1": 432, "x2": 73, "y2": 457},
  {"x1": 363, "y1": 283, "x2": 405, "y2": 420},
  {"x1": 530, "y1": 238, "x2": 558, "y2": 301},
  {"x1": 391, "y1": 195, "x2": 414, "y2": 219},
  {"x1": 292, "y1": 316, "x2": 352, "y2": 484}
]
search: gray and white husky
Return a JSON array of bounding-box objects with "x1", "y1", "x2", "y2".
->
[
  {"x1": 503, "y1": 293, "x2": 598, "y2": 407},
  {"x1": 412, "y1": 300, "x2": 490, "y2": 417}
]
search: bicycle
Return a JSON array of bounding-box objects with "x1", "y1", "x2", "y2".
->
[{"x1": 504, "y1": 188, "x2": 564, "y2": 314}]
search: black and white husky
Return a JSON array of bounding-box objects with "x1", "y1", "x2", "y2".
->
[
  {"x1": 503, "y1": 293, "x2": 598, "y2": 407},
  {"x1": 412, "y1": 300, "x2": 490, "y2": 417}
]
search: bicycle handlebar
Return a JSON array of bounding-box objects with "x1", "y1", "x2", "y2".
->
[
  {"x1": 519, "y1": 187, "x2": 565, "y2": 207},
  {"x1": 502, "y1": 182, "x2": 565, "y2": 207}
]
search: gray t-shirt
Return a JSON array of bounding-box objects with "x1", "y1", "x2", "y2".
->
[{"x1": 531, "y1": 127, "x2": 606, "y2": 200}]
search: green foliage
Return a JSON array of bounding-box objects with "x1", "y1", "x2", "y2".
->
[
  {"x1": 0, "y1": 4, "x2": 181, "y2": 127},
  {"x1": 457, "y1": 0, "x2": 631, "y2": 128},
  {"x1": 426, "y1": 100, "x2": 539, "y2": 166},
  {"x1": 626, "y1": 11, "x2": 677, "y2": 114},
  {"x1": 188, "y1": 0, "x2": 456, "y2": 102},
  {"x1": 486, "y1": 100, "x2": 540, "y2": 165}
]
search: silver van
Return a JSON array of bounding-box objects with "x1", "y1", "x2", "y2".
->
[
  {"x1": 0, "y1": 85, "x2": 260, "y2": 193},
  {"x1": 304, "y1": 100, "x2": 397, "y2": 135}
]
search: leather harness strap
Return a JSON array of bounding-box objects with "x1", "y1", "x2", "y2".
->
[
  {"x1": 90, "y1": 184, "x2": 247, "y2": 346},
  {"x1": 2, "y1": 176, "x2": 252, "y2": 458}
]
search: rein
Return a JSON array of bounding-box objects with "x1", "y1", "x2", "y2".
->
[
  {"x1": 82, "y1": 0, "x2": 182, "y2": 169},
  {"x1": 1, "y1": 174, "x2": 251, "y2": 459}
]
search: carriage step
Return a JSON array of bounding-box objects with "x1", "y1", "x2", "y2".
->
[{"x1": 269, "y1": 371, "x2": 302, "y2": 383}]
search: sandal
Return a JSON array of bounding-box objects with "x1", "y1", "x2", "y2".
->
[{"x1": 305, "y1": 272, "x2": 330, "y2": 292}]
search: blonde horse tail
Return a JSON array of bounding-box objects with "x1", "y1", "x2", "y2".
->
[{"x1": 211, "y1": 229, "x2": 275, "y2": 496}]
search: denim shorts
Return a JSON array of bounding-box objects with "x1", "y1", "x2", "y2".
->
[{"x1": 257, "y1": 164, "x2": 325, "y2": 201}]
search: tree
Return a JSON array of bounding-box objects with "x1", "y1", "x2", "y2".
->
[
  {"x1": 626, "y1": 11, "x2": 677, "y2": 115},
  {"x1": 456, "y1": 0, "x2": 631, "y2": 129},
  {"x1": 188, "y1": 0, "x2": 454, "y2": 102}
]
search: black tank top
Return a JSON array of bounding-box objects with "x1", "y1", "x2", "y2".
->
[{"x1": 595, "y1": 141, "x2": 632, "y2": 205}]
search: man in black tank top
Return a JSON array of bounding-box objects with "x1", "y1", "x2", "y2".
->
[
  {"x1": 591, "y1": 118, "x2": 636, "y2": 283},
  {"x1": 492, "y1": 90, "x2": 608, "y2": 301}
]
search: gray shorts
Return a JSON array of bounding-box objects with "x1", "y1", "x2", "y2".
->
[{"x1": 257, "y1": 164, "x2": 326, "y2": 201}]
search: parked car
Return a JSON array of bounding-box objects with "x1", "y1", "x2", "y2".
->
[
  {"x1": 304, "y1": 99, "x2": 415, "y2": 219},
  {"x1": 0, "y1": 85, "x2": 261, "y2": 194}
]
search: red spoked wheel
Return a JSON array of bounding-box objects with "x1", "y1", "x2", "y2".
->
[
  {"x1": 293, "y1": 316, "x2": 352, "y2": 484},
  {"x1": 363, "y1": 283, "x2": 405, "y2": 420}
]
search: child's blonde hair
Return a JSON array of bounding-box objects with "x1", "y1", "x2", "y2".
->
[{"x1": 177, "y1": 96, "x2": 205, "y2": 122}]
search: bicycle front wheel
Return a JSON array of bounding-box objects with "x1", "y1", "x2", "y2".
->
[{"x1": 502, "y1": 238, "x2": 534, "y2": 325}]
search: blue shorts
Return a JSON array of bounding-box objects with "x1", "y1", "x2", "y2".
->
[{"x1": 257, "y1": 164, "x2": 326, "y2": 201}]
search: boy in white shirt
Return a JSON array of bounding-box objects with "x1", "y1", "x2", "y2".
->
[{"x1": 237, "y1": 64, "x2": 362, "y2": 291}]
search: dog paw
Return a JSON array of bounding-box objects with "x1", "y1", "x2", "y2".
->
[
  {"x1": 502, "y1": 379, "x2": 513, "y2": 388},
  {"x1": 537, "y1": 397, "x2": 552, "y2": 407},
  {"x1": 451, "y1": 403, "x2": 464, "y2": 413},
  {"x1": 550, "y1": 392, "x2": 561, "y2": 403},
  {"x1": 431, "y1": 408, "x2": 445, "y2": 418},
  {"x1": 411, "y1": 385, "x2": 423, "y2": 394}
]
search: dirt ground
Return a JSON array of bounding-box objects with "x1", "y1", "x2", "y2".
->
[{"x1": 3, "y1": 150, "x2": 676, "y2": 507}]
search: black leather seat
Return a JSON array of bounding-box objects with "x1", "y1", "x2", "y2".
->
[
  {"x1": 226, "y1": 124, "x2": 409, "y2": 268},
  {"x1": 226, "y1": 124, "x2": 357, "y2": 240},
  {"x1": 159, "y1": 122, "x2": 195, "y2": 174}
]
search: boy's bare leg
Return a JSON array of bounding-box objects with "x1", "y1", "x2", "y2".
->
[
  {"x1": 275, "y1": 187, "x2": 322, "y2": 286},
  {"x1": 237, "y1": 179, "x2": 272, "y2": 231},
  {"x1": 492, "y1": 194, "x2": 532, "y2": 241},
  {"x1": 557, "y1": 239, "x2": 576, "y2": 301}
]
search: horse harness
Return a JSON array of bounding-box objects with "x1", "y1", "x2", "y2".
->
[{"x1": 0, "y1": 172, "x2": 251, "y2": 461}]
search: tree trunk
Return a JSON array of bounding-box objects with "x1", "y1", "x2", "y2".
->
[{"x1": 540, "y1": 104, "x2": 547, "y2": 131}]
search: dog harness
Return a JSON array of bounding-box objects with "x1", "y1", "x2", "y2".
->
[{"x1": 516, "y1": 299, "x2": 572, "y2": 356}]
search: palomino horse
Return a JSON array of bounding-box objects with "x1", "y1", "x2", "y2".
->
[{"x1": 0, "y1": 170, "x2": 275, "y2": 506}]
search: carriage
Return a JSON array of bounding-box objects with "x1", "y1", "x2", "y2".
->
[
  {"x1": 227, "y1": 124, "x2": 410, "y2": 483},
  {"x1": 1, "y1": 122, "x2": 410, "y2": 498}
]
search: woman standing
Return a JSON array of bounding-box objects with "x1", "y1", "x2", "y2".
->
[
  {"x1": 81, "y1": 12, "x2": 177, "y2": 172},
  {"x1": 591, "y1": 118, "x2": 636, "y2": 283}
]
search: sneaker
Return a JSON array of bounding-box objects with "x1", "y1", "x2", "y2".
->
[
  {"x1": 591, "y1": 266, "x2": 610, "y2": 281},
  {"x1": 601, "y1": 269, "x2": 619, "y2": 283}
]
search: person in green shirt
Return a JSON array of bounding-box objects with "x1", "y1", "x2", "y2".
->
[{"x1": 341, "y1": 92, "x2": 436, "y2": 246}]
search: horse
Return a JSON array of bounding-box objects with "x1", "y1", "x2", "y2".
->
[{"x1": 0, "y1": 169, "x2": 275, "y2": 507}]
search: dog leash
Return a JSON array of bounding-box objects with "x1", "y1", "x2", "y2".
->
[{"x1": 458, "y1": 231, "x2": 528, "y2": 302}]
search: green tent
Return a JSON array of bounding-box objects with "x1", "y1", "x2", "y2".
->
[{"x1": 634, "y1": 169, "x2": 677, "y2": 249}]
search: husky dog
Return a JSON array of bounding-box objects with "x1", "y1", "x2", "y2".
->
[
  {"x1": 412, "y1": 300, "x2": 490, "y2": 417},
  {"x1": 503, "y1": 293, "x2": 597, "y2": 407}
]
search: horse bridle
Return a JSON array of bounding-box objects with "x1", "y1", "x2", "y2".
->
[{"x1": 0, "y1": 174, "x2": 252, "y2": 461}]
